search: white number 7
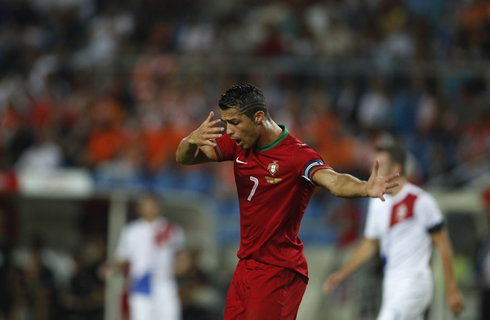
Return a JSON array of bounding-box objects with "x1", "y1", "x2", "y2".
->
[{"x1": 248, "y1": 176, "x2": 259, "y2": 201}]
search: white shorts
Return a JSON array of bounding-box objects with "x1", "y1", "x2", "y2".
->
[
  {"x1": 377, "y1": 270, "x2": 433, "y2": 320},
  {"x1": 129, "y1": 285, "x2": 181, "y2": 320}
]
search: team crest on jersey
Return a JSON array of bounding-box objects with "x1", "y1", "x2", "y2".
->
[
  {"x1": 266, "y1": 160, "x2": 282, "y2": 184},
  {"x1": 390, "y1": 194, "x2": 416, "y2": 227}
]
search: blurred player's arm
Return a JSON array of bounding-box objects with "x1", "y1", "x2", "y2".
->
[
  {"x1": 176, "y1": 111, "x2": 224, "y2": 165},
  {"x1": 313, "y1": 160, "x2": 399, "y2": 201},
  {"x1": 323, "y1": 238, "x2": 378, "y2": 293},
  {"x1": 431, "y1": 228, "x2": 465, "y2": 315},
  {"x1": 98, "y1": 259, "x2": 129, "y2": 280}
]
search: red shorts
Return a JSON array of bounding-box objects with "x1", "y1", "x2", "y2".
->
[{"x1": 224, "y1": 259, "x2": 307, "y2": 320}]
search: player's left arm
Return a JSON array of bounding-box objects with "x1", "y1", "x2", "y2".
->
[
  {"x1": 312, "y1": 160, "x2": 399, "y2": 201},
  {"x1": 431, "y1": 228, "x2": 465, "y2": 315}
]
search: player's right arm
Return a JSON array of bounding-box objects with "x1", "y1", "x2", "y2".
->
[
  {"x1": 176, "y1": 111, "x2": 224, "y2": 165},
  {"x1": 323, "y1": 237, "x2": 379, "y2": 293}
]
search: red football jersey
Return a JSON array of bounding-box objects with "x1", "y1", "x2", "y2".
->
[{"x1": 213, "y1": 125, "x2": 331, "y2": 279}]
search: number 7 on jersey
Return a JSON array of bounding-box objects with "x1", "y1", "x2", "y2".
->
[{"x1": 248, "y1": 176, "x2": 259, "y2": 201}]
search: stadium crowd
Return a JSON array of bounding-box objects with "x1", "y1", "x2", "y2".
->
[
  {"x1": 0, "y1": 0, "x2": 489, "y2": 187},
  {"x1": 0, "y1": 0, "x2": 489, "y2": 319}
]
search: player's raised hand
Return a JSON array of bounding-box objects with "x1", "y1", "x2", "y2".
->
[
  {"x1": 367, "y1": 160, "x2": 399, "y2": 201},
  {"x1": 447, "y1": 288, "x2": 465, "y2": 316},
  {"x1": 188, "y1": 111, "x2": 224, "y2": 147},
  {"x1": 323, "y1": 271, "x2": 345, "y2": 293}
]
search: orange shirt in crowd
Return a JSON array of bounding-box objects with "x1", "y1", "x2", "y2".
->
[
  {"x1": 90, "y1": 96, "x2": 125, "y2": 130},
  {"x1": 309, "y1": 112, "x2": 355, "y2": 171},
  {"x1": 87, "y1": 126, "x2": 129, "y2": 165},
  {"x1": 143, "y1": 125, "x2": 182, "y2": 171}
]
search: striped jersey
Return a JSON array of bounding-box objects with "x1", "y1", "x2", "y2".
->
[
  {"x1": 364, "y1": 182, "x2": 444, "y2": 280},
  {"x1": 213, "y1": 125, "x2": 330, "y2": 279}
]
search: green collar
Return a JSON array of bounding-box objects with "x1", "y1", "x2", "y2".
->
[{"x1": 254, "y1": 125, "x2": 288, "y2": 151}]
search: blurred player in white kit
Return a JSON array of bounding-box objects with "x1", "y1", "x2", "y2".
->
[
  {"x1": 114, "y1": 193, "x2": 185, "y2": 320},
  {"x1": 324, "y1": 145, "x2": 465, "y2": 320}
]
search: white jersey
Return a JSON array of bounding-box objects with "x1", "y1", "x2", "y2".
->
[
  {"x1": 364, "y1": 182, "x2": 444, "y2": 281},
  {"x1": 116, "y1": 217, "x2": 185, "y2": 293}
]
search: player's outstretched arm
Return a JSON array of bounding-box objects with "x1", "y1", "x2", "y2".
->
[
  {"x1": 176, "y1": 111, "x2": 224, "y2": 165},
  {"x1": 431, "y1": 229, "x2": 465, "y2": 316},
  {"x1": 323, "y1": 238, "x2": 378, "y2": 293},
  {"x1": 312, "y1": 161, "x2": 399, "y2": 201}
]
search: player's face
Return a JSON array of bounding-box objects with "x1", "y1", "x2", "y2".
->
[
  {"x1": 374, "y1": 151, "x2": 396, "y2": 176},
  {"x1": 220, "y1": 108, "x2": 259, "y2": 149},
  {"x1": 138, "y1": 196, "x2": 160, "y2": 221}
]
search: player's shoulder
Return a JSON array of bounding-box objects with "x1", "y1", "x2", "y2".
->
[
  {"x1": 404, "y1": 183, "x2": 440, "y2": 211},
  {"x1": 159, "y1": 218, "x2": 183, "y2": 233},
  {"x1": 281, "y1": 133, "x2": 314, "y2": 152},
  {"x1": 165, "y1": 221, "x2": 179, "y2": 232},
  {"x1": 405, "y1": 183, "x2": 433, "y2": 200},
  {"x1": 125, "y1": 219, "x2": 145, "y2": 232}
]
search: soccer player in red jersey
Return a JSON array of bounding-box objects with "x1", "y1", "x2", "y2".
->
[{"x1": 176, "y1": 83, "x2": 399, "y2": 320}]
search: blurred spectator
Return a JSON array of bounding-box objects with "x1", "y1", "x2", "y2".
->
[
  {"x1": 457, "y1": 0, "x2": 490, "y2": 59},
  {"x1": 177, "y1": 249, "x2": 222, "y2": 320},
  {"x1": 86, "y1": 119, "x2": 128, "y2": 167},
  {"x1": 0, "y1": 211, "x2": 13, "y2": 320},
  {"x1": 10, "y1": 237, "x2": 58, "y2": 320},
  {"x1": 59, "y1": 248, "x2": 104, "y2": 320},
  {"x1": 357, "y1": 77, "x2": 390, "y2": 131},
  {"x1": 73, "y1": 4, "x2": 134, "y2": 68},
  {"x1": 15, "y1": 127, "x2": 63, "y2": 170},
  {"x1": 318, "y1": 17, "x2": 355, "y2": 58},
  {"x1": 0, "y1": 0, "x2": 488, "y2": 190},
  {"x1": 6, "y1": 116, "x2": 35, "y2": 167}
]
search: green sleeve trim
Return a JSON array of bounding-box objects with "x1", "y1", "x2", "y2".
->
[{"x1": 213, "y1": 139, "x2": 223, "y2": 160}]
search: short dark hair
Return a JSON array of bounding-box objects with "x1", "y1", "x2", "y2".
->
[
  {"x1": 218, "y1": 83, "x2": 270, "y2": 121},
  {"x1": 375, "y1": 144, "x2": 406, "y2": 175}
]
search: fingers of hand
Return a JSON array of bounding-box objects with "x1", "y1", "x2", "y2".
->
[
  {"x1": 455, "y1": 300, "x2": 465, "y2": 313},
  {"x1": 205, "y1": 111, "x2": 214, "y2": 123},
  {"x1": 207, "y1": 126, "x2": 224, "y2": 133},
  {"x1": 386, "y1": 182, "x2": 398, "y2": 189},
  {"x1": 203, "y1": 140, "x2": 216, "y2": 147},
  {"x1": 450, "y1": 299, "x2": 465, "y2": 314},
  {"x1": 386, "y1": 172, "x2": 400, "y2": 181},
  {"x1": 202, "y1": 132, "x2": 223, "y2": 140},
  {"x1": 373, "y1": 160, "x2": 379, "y2": 175},
  {"x1": 198, "y1": 126, "x2": 224, "y2": 142}
]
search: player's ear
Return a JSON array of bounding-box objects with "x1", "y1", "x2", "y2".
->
[{"x1": 253, "y1": 111, "x2": 265, "y2": 125}]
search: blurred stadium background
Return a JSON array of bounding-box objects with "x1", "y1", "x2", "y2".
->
[{"x1": 0, "y1": 0, "x2": 489, "y2": 319}]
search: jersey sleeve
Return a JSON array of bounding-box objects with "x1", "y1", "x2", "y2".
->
[
  {"x1": 213, "y1": 134, "x2": 237, "y2": 161},
  {"x1": 115, "y1": 227, "x2": 130, "y2": 261},
  {"x1": 294, "y1": 146, "x2": 332, "y2": 185},
  {"x1": 364, "y1": 199, "x2": 381, "y2": 239},
  {"x1": 415, "y1": 193, "x2": 445, "y2": 233}
]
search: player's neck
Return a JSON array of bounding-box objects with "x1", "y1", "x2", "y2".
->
[
  {"x1": 256, "y1": 120, "x2": 283, "y2": 148},
  {"x1": 391, "y1": 176, "x2": 407, "y2": 196},
  {"x1": 143, "y1": 216, "x2": 158, "y2": 223}
]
